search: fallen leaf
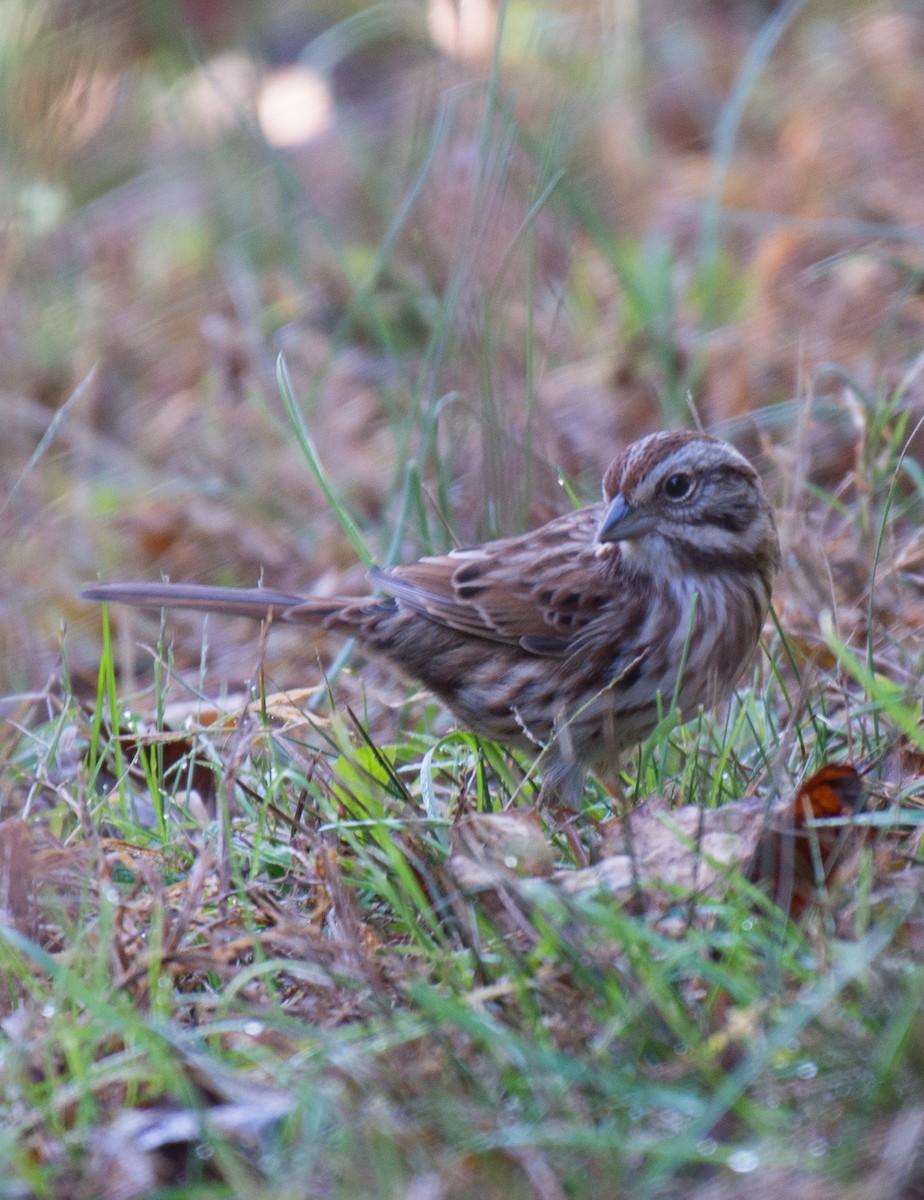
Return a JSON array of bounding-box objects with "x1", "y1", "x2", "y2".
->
[
  {"x1": 750, "y1": 763, "x2": 865, "y2": 918},
  {"x1": 559, "y1": 795, "x2": 779, "y2": 916}
]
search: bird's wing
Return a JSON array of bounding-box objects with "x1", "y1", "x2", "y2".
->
[{"x1": 373, "y1": 506, "x2": 618, "y2": 656}]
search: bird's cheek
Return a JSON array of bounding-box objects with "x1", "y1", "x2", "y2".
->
[{"x1": 616, "y1": 534, "x2": 670, "y2": 576}]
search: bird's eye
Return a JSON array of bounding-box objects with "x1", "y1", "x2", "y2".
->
[{"x1": 663, "y1": 473, "x2": 693, "y2": 500}]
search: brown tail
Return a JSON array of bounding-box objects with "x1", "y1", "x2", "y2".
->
[{"x1": 80, "y1": 581, "x2": 342, "y2": 623}]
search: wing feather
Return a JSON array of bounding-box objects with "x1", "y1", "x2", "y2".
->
[{"x1": 371, "y1": 506, "x2": 619, "y2": 654}]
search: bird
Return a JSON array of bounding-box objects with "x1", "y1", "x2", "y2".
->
[{"x1": 81, "y1": 430, "x2": 781, "y2": 805}]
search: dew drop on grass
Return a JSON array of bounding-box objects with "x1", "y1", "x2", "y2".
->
[
  {"x1": 796, "y1": 1060, "x2": 818, "y2": 1080},
  {"x1": 660, "y1": 1109, "x2": 686, "y2": 1133},
  {"x1": 727, "y1": 1149, "x2": 760, "y2": 1174}
]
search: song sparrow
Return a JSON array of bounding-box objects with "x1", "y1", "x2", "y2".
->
[{"x1": 82, "y1": 431, "x2": 780, "y2": 803}]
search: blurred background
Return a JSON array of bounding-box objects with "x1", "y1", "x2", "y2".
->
[{"x1": 3, "y1": 0, "x2": 924, "y2": 696}]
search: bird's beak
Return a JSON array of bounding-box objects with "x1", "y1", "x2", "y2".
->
[{"x1": 597, "y1": 495, "x2": 657, "y2": 543}]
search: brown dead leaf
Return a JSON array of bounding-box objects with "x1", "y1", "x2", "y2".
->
[
  {"x1": 750, "y1": 763, "x2": 865, "y2": 919},
  {"x1": 97, "y1": 690, "x2": 324, "y2": 819},
  {"x1": 88, "y1": 1084, "x2": 294, "y2": 1200},
  {"x1": 118, "y1": 725, "x2": 218, "y2": 810},
  {"x1": 559, "y1": 795, "x2": 781, "y2": 918},
  {"x1": 445, "y1": 769, "x2": 892, "y2": 934},
  {"x1": 445, "y1": 809, "x2": 557, "y2": 946},
  {"x1": 448, "y1": 809, "x2": 556, "y2": 893}
]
